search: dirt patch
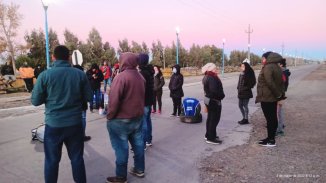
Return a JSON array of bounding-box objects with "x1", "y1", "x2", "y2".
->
[{"x1": 199, "y1": 65, "x2": 326, "y2": 183}]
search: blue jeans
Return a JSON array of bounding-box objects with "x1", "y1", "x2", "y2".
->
[
  {"x1": 103, "y1": 78, "x2": 111, "y2": 92},
  {"x1": 107, "y1": 117, "x2": 145, "y2": 178},
  {"x1": 82, "y1": 111, "x2": 86, "y2": 136},
  {"x1": 44, "y1": 123, "x2": 86, "y2": 183},
  {"x1": 90, "y1": 89, "x2": 100, "y2": 110},
  {"x1": 142, "y1": 106, "x2": 152, "y2": 144}
]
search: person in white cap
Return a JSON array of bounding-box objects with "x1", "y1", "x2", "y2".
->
[{"x1": 201, "y1": 63, "x2": 225, "y2": 144}]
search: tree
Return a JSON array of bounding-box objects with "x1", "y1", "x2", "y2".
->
[
  {"x1": 49, "y1": 28, "x2": 60, "y2": 54},
  {"x1": 130, "y1": 41, "x2": 142, "y2": 53},
  {"x1": 87, "y1": 28, "x2": 103, "y2": 64},
  {"x1": 25, "y1": 29, "x2": 46, "y2": 66},
  {"x1": 78, "y1": 41, "x2": 92, "y2": 67},
  {"x1": 0, "y1": 1, "x2": 22, "y2": 75},
  {"x1": 150, "y1": 40, "x2": 164, "y2": 66},
  {"x1": 118, "y1": 38, "x2": 130, "y2": 54},
  {"x1": 102, "y1": 41, "x2": 116, "y2": 65},
  {"x1": 64, "y1": 29, "x2": 79, "y2": 51}
]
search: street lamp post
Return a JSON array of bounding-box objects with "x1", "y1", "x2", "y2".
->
[
  {"x1": 176, "y1": 27, "x2": 180, "y2": 65},
  {"x1": 42, "y1": 0, "x2": 50, "y2": 69},
  {"x1": 222, "y1": 38, "x2": 226, "y2": 77}
]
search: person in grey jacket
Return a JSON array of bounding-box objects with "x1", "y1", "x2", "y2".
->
[{"x1": 256, "y1": 51, "x2": 285, "y2": 147}]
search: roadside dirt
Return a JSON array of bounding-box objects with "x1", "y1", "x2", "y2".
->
[{"x1": 199, "y1": 65, "x2": 326, "y2": 183}]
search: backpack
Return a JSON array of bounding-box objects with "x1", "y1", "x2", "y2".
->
[{"x1": 180, "y1": 97, "x2": 202, "y2": 123}]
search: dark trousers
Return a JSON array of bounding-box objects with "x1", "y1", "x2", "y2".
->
[
  {"x1": 261, "y1": 102, "x2": 278, "y2": 141},
  {"x1": 23, "y1": 78, "x2": 34, "y2": 92},
  {"x1": 44, "y1": 124, "x2": 86, "y2": 183},
  {"x1": 205, "y1": 100, "x2": 222, "y2": 140},
  {"x1": 153, "y1": 89, "x2": 163, "y2": 111},
  {"x1": 172, "y1": 97, "x2": 182, "y2": 115}
]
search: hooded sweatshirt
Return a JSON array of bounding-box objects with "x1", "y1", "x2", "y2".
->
[
  {"x1": 256, "y1": 52, "x2": 284, "y2": 103},
  {"x1": 169, "y1": 64, "x2": 184, "y2": 98},
  {"x1": 139, "y1": 54, "x2": 155, "y2": 106},
  {"x1": 107, "y1": 52, "x2": 145, "y2": 120}
]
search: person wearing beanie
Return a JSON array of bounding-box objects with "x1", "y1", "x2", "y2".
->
[
  {"x1": 256, "y1": 51, "x2": 285, "y2": 147},
  {"x1": 237, "y1": 62, "x2": 256, "y2": 125},
  {"x1": 138, "y1": 53, "x2": 155, "y2": 148},
  {"x1": 276, "y1": 58, "x2": 291, "y2": 136},
  {"x1": 168, "y1": 64, "x2": 184, "y2": 117},
  {"x1": 201, "y1": 63, "x2": 225, "y2": 145}
]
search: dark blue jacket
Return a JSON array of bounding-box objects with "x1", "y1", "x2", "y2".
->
[{"x1": 31, "y1": 60, "x2": 92, "y2": 127}]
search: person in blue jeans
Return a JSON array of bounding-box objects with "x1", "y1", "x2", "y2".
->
[
  {"x1": 31, "y1": 45, "x2": 92, "y2": 183},
  {"x1": 86, "y1": 63, "x2": 104, "y2": 112},
  {"x1": 106, "y1": 52, "x2": 146, "y2": 183},
  {"x1": 138, "y1": 53, "x2": 154, "y2": 147}
]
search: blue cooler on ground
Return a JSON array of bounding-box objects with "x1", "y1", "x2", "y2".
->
[{"x1": 180, "y1": 97, "x2": 202, "y2": 123}]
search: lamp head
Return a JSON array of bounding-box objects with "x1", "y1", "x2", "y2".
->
[{"x1": 176, "y1": 26, "x2": 180, "y2": 34}]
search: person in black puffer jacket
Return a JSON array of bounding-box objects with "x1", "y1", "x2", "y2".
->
[
  {"x1": 152, "y1": 65, "x2": 165, "y2": 114},
  {"x1": 86, "y1": 63, "x2": 104, "y2": 112},
  {"x1": 237, "y1": 62, "x2": 256, "y2": 125},
  {"x1": 202, "y1": 63, "x2": 225, "y2": 145},
  {"x1": 169, "y1": 64, "x2": 184, "y2": 117}
]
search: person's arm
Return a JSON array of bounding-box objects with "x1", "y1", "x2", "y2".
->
[
  {"x1": 158, "y1": 76, "x2": 165, "y2": 89},
  {"x1": 31, "y1": 73, "x2": 46, "y2": 106}
]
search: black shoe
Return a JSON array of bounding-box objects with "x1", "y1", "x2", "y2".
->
[
  {"x1": 258, "y1": 139, "x2": 276, "y2": 147},
  {"x1": 204, "y1": 136, "x2": 219, "y2": 140},
  {"x1": 238, "y1": 119, "x2": 249, "y2": 125},
  {"x1": 84, "y1": 136, "x2": 91, "y2": 141},
  {"x1": 170, "y1": 113, "x2": 176, "y2": 117},
  {"x1": 129, "y1": 167, "x2": 145, "y2": 178},
  {"x1": 258, "y1": 138, "x2": 269, "y2": 143},
  {"x1": 205, "y1": 139, "x2": 222, "y2": 145},
  {"x1": 106, "y1": 176, "x2": 127, "y2": 183}
]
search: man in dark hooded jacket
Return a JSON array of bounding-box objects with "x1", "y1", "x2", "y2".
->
[
  {"x1": 106, "y1": 52, "x2": 146, "y2": 183},
  {"x1": 86, "y1": 63, "x2": 104, "y2": 112},
  {"x1": 169, "y1": 64, "x2": 184, "y2": 117},
  {"x1": 138, "y1": 53, "x2": 154, "y2": 147}
]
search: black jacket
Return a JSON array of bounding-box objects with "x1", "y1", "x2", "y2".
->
[
  {"x1": 202, "y1": 74, "x2": 225, "y2": 101},
  {"x1": 237, "y1": 73, "x2": 256, "y2": 99},
  {"x1": 139, "y1": 64, "x2": 154, "y2": 106},
  {"x1": 86, "y1": 68, "x2": 104, "y2": 90},
  {"x1": 282, "y1": 68, "x2": 291, "y2": 92},
  {"x1": 169, "y1": 65, "x2": 184, "y2": 98},
  {"x1": 1, "y1": 64, "x2": 14, "y2": 75},
  {"x1": 154, "y1": 73, "x2": 165, "y2": 91}
]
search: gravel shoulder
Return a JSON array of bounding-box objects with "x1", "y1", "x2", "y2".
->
[{"x1": 199, "y1": 64, "x2": 326, "y2": 183}]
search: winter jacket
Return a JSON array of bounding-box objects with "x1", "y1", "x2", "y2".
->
[
  {"x1": 101, "y1": 65, "x2": 111, "y2": 80},
  {"x1": 139, "y1": 64, "x2": 154, "y2": 106},
  {"x1": 282, "y1": 68, "x2": 291, "y2": 92},
  {"x1": 19, "y1": 67, "x2": 34, "y2": 79},
  {"x1": 154, "y1": 73, "x2": 165, "y2": 91},
  {"x1": 107, "y1": 53, "x2": 145, "y2": 120},
  {"x1": 31, "y1": 60, "x2": 93, "y2": 128},
  {"x1": 34, "y1": 66, "x2": 44, "y2": 79},
  {"x1": 86, "y1": 66, "x2": 104, "y2": 90},
  {"x1": 1, "y1": 64, "x2": 14, "y2": 75},
  {"x1": 256, "y1": 53, "x2": 284, "y2": 103},
  {"x1": 169, "y1": 65, "x2": 184, "y2": 98},
  {"x1": 237, "y1": 72, "x2": 256, "y2": 99},
  {"x1": 202, "y1": 72, "x2": 225, "y2": 101}
]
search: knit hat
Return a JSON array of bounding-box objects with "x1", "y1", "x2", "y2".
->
[
  {"x1": 138, "y1": 53, "x2": 149, "y2": 66},
  {"x1": 201, "y1": 63, "x2": 217, "y2": 74}
]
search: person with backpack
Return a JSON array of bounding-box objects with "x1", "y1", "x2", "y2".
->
[
  {"x1": 237, "y1": 62, "x2": 256, "y2": 125},
  {"x1": 276, "y1": 58, "x2": 291, "y2": 136}
]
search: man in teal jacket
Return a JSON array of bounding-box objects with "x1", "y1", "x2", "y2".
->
[{"x1": 31, "y1": 45, "x2": 92, "y2": 183}]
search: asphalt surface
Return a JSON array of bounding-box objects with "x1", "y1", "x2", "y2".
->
[{"x1": 0, "y1": 64, "x2": 319, "y2": 183}]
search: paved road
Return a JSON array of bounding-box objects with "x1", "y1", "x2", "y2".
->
[{"x1": 0, "y1": 64, "x2": 319, "y2": 183}]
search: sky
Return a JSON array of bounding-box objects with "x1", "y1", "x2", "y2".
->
[{"x1": 6, "y1": 0, "x2": 326, "y2": 60}]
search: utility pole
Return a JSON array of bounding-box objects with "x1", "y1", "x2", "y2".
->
[{"x1": 245, "y1": 24, "x2": 253, "y2": 64}]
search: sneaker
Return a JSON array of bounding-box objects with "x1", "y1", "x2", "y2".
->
[
  {"x1": 258, "y1": 139, "x2": 276, "y2": 147},
  {"x1": 258, "y1": 138, "x2": 269, "y2": 143},
  {"x1": 151, "y1": 109, "x2": 156, "y2": 113},
  {"x1": 170, "y1": 113, "x2": 176, "y2": 117},
  {"x1": 146, "y1": 142, "x2": 152, "y2": 147},
  {"x1": 106, "y1": 176, "x2": 127, "y2": 183},
  {"x1": 205, "y1": 139, "x2": 222, "y2": 145},
  {"x1": 238, "y1": 119, "x2": 249, "y2": 125},
  {"x1": 204, "y1": 136, "x2": 219, "y2": 140},
  {"x1": 176, "y1": 115, "x2": 180, "y2": 118},
  {"x1": 83, "y1": 136, "x2": 91, "y2": 142},
  {"x1": 129, "y1": 167, "x2": 145, "y2": 178},
  {"x1": 158, "y1": 110, "x2": 161, "y2": 114}
]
